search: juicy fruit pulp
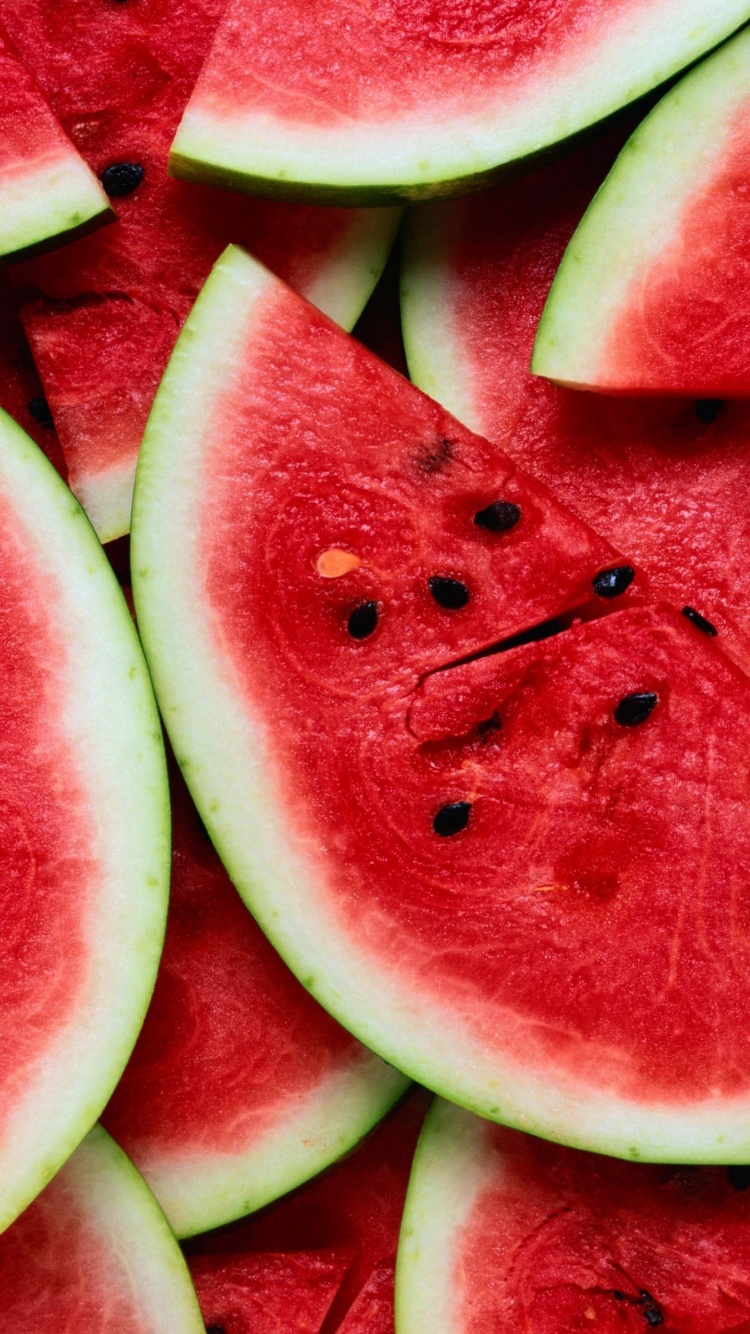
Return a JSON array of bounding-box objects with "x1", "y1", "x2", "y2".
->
[
  {"x1": 170, "y1": 0, "x2": 750, "y2": 202},
  {"x1": 0, "y1": 410, "x2": 168, "y2": 1233},
  {"x1": 397, "y1": 1099, "x2": 750, "y2": 1332},
  {"x1": 532, "y1": 24, "x2": 750, "y2": 396},
  {"x1": 189, "y1": 1251, "x2": 350, "y2": 1334}
]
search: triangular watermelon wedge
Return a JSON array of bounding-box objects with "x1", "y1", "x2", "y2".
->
[
  {"x1": 397, "y1": 1100, "x2": 750, "y2": 1331},
  {"x1": 170, "y1": 0, "x2": 750, "y2": 204},
  {"x1": 0, "y1": 409, "x2": 169, "y2": 1232},
  {"x1": 532, "y1": 23, "x2": 750, "y2": 397}
]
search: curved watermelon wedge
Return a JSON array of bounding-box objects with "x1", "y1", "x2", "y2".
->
[
  {"x1": 0, "y1": 408, "x2": 169, "y2": 1232},
  {"x1": 397, "y1": 1100, "x2": 750, "y2": 1331},
  {"x1": 136, "y1": 247, "x2": 750, "y2": 1159},
  {"x1": 532, "y1": 24, "x2": 750, "y2": 396},
  {"x1": 0, "y1": 1124, "x2": 204, "y2": 1331},
  {"x1": 103, "y1": 763, "x2": 408, "y2": 1239},
  {"x1": 401, "y1": 133, "x2": 750, "y2": 675},
  {"x1": 169, "y1": 0, "x2": 750, "y2": 204},
  {"x1": 0, "y1": 20, "x2": 110, "y2": 261},
  {"x1": 189, "y1": 1251, "x2": 351, "y2": 1333}
]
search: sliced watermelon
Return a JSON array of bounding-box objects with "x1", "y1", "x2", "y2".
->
[
  {"x1": 533, "y1": 24, "x2": 750, "y2": 396},
  {"x1": 401, "y1": 133, "x2": 750, "y2": 674},
  {"x1": 0, "y1": 1125, "x2": 204, "y2": 1330},
  {"x1": 0, "y1": 269, "x2": 66, "y2": 477},
  {"x1": 102, "y1": 763, "x2": 408, "y2": 1239},
  {"x1": 397, "y1": 1099, "x2": 750, "y2": 1331},
  {"x1": 0, "y1": 19, "x2": 110, "y2": 260},
  {"x1": 2, "y1": 0, "x2": 399, "y2": 543},
  {"x1": 337, "y1": 1261, "x2": 395, "y2": 1333},
  {"x1": 189, "y1": 1251, "x2": 351, "y2": 1334},
  {"x1": 169, "y1": 0, "x2": 750, "y2": 204},
  {"x1": 131, "y1": 247, "x2": 750, "y2": 1159},
  {"x1": 0, "y1": 409, "x2": 168, "y2": 1232}
]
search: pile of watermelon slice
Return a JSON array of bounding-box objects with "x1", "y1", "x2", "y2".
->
[{"x1": 6, "y1": 0, "x2": 750, "y2": 1329}]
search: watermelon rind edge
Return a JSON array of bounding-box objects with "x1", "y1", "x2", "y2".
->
[{"x1": 0, "y1": 155, "x2": 112, "y2": 265}]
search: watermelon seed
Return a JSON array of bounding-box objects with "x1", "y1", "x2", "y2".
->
[
  {"x1": 473, "y1": 500, "x2": 521, "y2": 532},
  {"x1": 429, "y1": 576, "x2": 470, "y2": 609},
  {"x1": 347, "y1": 601, "x2": 379, "y2": 639},
  {"x1": 477, "y1": 712, "x2": 502, "y2": 735},
  {"x1": 27, "y1": 396, "x2": 53, "y2": 429},
  {"x1": 695, "y1": 399, "x2": 724, "y2": 424},
  {"x1": 205, "y1": 1326, "x2": 226, "y2": 1334},
  {"x1": 614, "y1": 692, "x2": 658, "y2": 727},
  {"x1": 727, "y1": 1165, "x2": 750, "y2": 1191},
  {"x1": 682, "y1": 605, "x2": 718, "y2": 637},
  {"x1": 639, "y1": 1292, "x2": 664, "y2": 1326},
  {"x1": 433, "y1": 802, "x2": 471, "y2": 836},
  {"x1": 99, "y1": 162, "x2": 144, "y2": 196},
  {"x1": 592, "y1": 565, "x2": 635, "y2": 598}
]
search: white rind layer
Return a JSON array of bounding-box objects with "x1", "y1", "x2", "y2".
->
[
  {"x1": 532, "y1": 23, "x2": 750, "y2": 390},
  {"x1": 0, "y1": 411, "x2": 169, "y2": 1233},
  {"x1": 37, "y1": 1126, "x2": 205, "y2": 1331},
  {"x1": 138, "y1": 1053, "x2": 408, "y2": 1239},
  {"x1": 171, "y1": 2, "x2": 750, "y2": 203},
  {"x1": 0, "y1": 150, "x2": 110, "y2": 261},
  {"x1": 133, "y1": 245, "x2": 750, "y2": 1163},
  {"x1": 396, "y1": 1100, "x2": 493, "y2": 1334}
]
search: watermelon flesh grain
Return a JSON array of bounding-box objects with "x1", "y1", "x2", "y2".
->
[{"x1": 188, "y1": 1251, "x2": 351, "y2": 1334}]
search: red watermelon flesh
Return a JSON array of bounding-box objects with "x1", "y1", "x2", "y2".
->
[
  {"x1": 0, "y1": 0, "x2": 398, "y2": 542},
  {"x1": 102, "y1": 762, "x2": 407, "y2": 1239},
  {"x1": 336, "y1": 1260, "x2": 395, "y2": 1333},
  {"x1": 402, "y1": 132, "x2": 750, "y2": 674},
  {"x1": 398, "y1": 1100, "x2": 750, "y2": 1333},
  {"x1": 188, "y1": 1251, "x2": 351, "y2": 1334},
  {"x1": 185, "y1": 1089, "x2": 430, "y2": 1333},
  {"x1": 0, "y1": 270, "x2": 65, "y2": 476}
]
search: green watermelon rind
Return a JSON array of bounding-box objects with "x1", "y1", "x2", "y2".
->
[
  {"x1": 531, "y1": 24, "x2": 750, "y2": 390},
  {"x1": 169, "y1": 4, "x2": 750, "y2": 205},
  {"x1": 138, "y1": 1054, "x2": 409, "y2": 1240},
  {"x1": 132, "y1": 245, "x2": 750, "y2": 1165},
  {"x1": 0, "y1": 154, "x2": 111, "y2": 264},
  {"x1": 35, "y1": 1125, "x2": 206, "y2": 1330},
  {"x1": 0, "y1": 411, "x2": 170, "y2": 1234}
]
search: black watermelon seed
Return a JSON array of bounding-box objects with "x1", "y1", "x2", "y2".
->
[
  {"x1": 473, "y1": 500, "x2": 521, "y2": 533},
  {"x1": 682, "y1": 605, "x2": 718, "y2": 637},
  {"x1": 99, "y1": 161, "x2": 145, "y2": 196},
  {"x1": 614, "y1": 692, "x2": 658, "y2": 728},
  {"x1": 477, "y1": 712, "x2": 502, "y2": 736},
  {"x1": 592, "y1": 565, "x2": 636, "y2": 599},
  {"x1": 27, "y1": 395, "x2": 53, "y2": 429},
  {"x1": 639, "y1": 1293, "x2": 664, "y2": 1327},
  {"x1": 429, "y1": 576, "x2": 470, "y2": 609},
  {"x1": 695, "y1": 398, "x2": 724, "y2": 425},
  {"x1": 727, "y1": 1165, "x2": 750, "y2": 1191},
  {"x1": 433, "y1": 802, "x2": 471, "y2": 837},
  {"x1": 347, "y1": 601, "x2": 378, "y2": 639},
  {"x1": 205, "y1": 1326, "x2": 227, "y2": 1334}
]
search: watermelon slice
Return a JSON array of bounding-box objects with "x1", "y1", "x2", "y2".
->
[
  {"x1": 0, "y1": 1124, "x2": 204, "y2": 1330},
  {"x1": 397, "y1": 1099, "x2": 750, "y2": 1331},
  {"x1": 131, "y1": 246, "x2": 750, "y2": 1160},
  {"x1": 532, "y1": 24, "x2": 750, "y2": 396},
  {"x1": 337, "y1": 1261, "x2": 395, "y2": 1333},
  {"x1": 0, "y1": 269, "x2": 66, "y2": 477},
  {"x1": 0, "y1": 19, "x2": 110, "y2": 260},
  {"x1": 189, "y1": 1251, "x2": 351, "y2": 1333},
  {"x1": 169, "y1": 0, "x2": 750, "y2": 204},
  {"x1": 401, "y1": 132, "x2": 750, "y2": 674},
  {"x1": 0, "y1": 408, "x2": 168, "y2": 1232},
  {"x1": 102, "y1": 762, "x2": 408, "y2": 1239},
  {"x1": 1, "y1": 0, "x2": 399, "y2": 544}
]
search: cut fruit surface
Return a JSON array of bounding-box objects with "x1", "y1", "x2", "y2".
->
[
  {"x1": 0, "y1": 408, "x2": 168, "y2": 1232},
  {"x1": 103, "y1": 764, "x2": 408, "y2": 1239},
  {"x1": 533, "y1": 24, "x2": 750, "y2": 396},
  {"x1": 2, "y1": 0, "x2": 399, "y2": 542},
  {"x1": 170, "y1": 0, "x2": 750, "y2": 203},
  {"x1": 0, "y1": 19, "x2": 110, "y2": 260},
  {"x1": 0, "y1": 1125, "x2": 204, "y2": 1331},
  {"x1": 135, "y1": 246, "x2": 750, "y2": 1158},
  {"x1": 402, "y1": 133, "x2": 750, "y2": 674},
  {"x1": 189, "y1": 1251, "x2": 350, "y2": 1334},
  {"x1": 397, "y1": 1099, "x2": 750, "y2": 1332}
]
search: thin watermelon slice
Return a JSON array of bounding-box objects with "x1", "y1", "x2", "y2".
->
[
  {"x1": 131, "y1": 246, "x2": 750, "y2": 1160},
  {"x1": 401, "y1": 133, "x2": 750, "y2": 674},
  {"x1": 169, "y1": 0, "x2": 750, "y2": 204},
  {"x1": 0, "y1": 408, "x2": 168, "y2": 1232},
  {"x1": 189, "y1": 1251, "x2": 351, "y2": 1334},
  {"x1": 0, "y1": 19, "x2": 110, "y2": 260},
  {"x1": 102, "y1": 762, "x2": 408, "y2": 1239},
  {"x1": 397, "y1": 1099, "x2": 750, "y2": 1331},
  {"x1": 1, "y1": 0, "x2": 399, "y2": 543},
  {"x1": 0, "y1": 1124, "x2": 204, "y2": 1331},
  {"x1": 532, "y1": 24, "x2": 750, "y2": 396}
]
